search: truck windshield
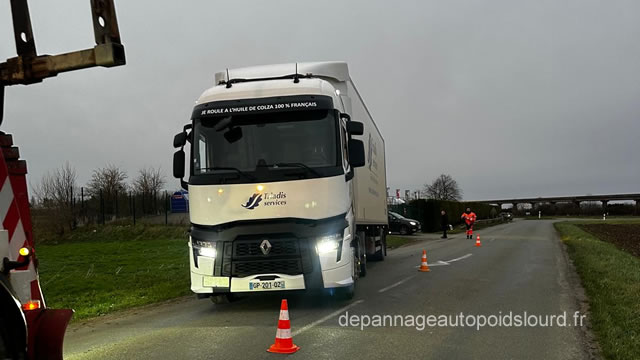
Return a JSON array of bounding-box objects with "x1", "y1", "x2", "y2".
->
[{"x1": 192, "y1": 109, "x2": 341, "y2": 183}]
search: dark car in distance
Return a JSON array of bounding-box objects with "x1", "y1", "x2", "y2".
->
[{"x1": 388, "y1": 211, "x2": 421, "y2": 235}]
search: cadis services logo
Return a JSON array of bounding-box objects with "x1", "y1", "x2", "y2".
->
[
  {"x1": 241, "y1": 191, "x2": 287, "y2": 210},
  {"x1": 241, "y1": 193, "x2": 263, "y2": 210}
]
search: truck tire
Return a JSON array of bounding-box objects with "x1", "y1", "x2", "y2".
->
[
  {"x1": 337, "y1": 283, "x2": 355, "y2": 300},
  {"x1": 210, "y1": 293, "x2": 239, "y2": 304},
  {"x1": 359, "y1": 252, "x2": 367, "y2": 277},
  {"x1": 0, "y1": 327, "x2": 6, "y2": 360},
  {"x1": 355, "y1": 232, "x2": 367, "y2": 277},
  {"x1": 0, "y1": 320, "x2": 25, "y2": 360},
  {"x1": 0, "y1": 291, "x2": 26, "y2": 360}
]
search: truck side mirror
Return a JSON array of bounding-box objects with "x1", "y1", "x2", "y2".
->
[
  {"x1": 348, "y1": 139, "x2": 366, "y2": 168},
  {"x1": 173, "y1": 132, "x2": 188, "y2": 148},
  {"x1": 346, "y1": 121, "x2": 364, "y2": 136},
  {"x1": 173, "y1": 149, "x2": 185, "y2": 179}
]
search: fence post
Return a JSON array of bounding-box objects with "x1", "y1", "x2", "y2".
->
[
  {"x1": 132, "y1": 194, "x2": 136, "y2": 226},
  {"x1": 165, "y1": 191, "x2": 168, "y2": 225},
  {"x1": 81, "y1": 187, "x2": 84, "y2": 224},
  {"x1": 70, "y1": 186, "x2": 76, "y2": 229},
  {"x1": 115, "y1": 191, "x2": 119, "y2": 219},
  {"x1": 100, "y1": 189, "x2": 105, "y2": 225}
]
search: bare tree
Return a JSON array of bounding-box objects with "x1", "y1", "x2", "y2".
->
[
  {"x1": 133, "y1": 167, "x2": 165, "y2": 196},
  {"x1": 133, "y1": 167, "x2": 165, "y2": 214},
  {"x1": 423, "y1": 174, "x2": 462, "y2": 201},
  {"x1": 86, "y1": 164, "x2": 128, "y2": 198},
  {"x1": 31, "y1": 162, "x2": 77, "y2": 234}
]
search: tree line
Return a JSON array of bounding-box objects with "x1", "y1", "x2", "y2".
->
[{"x1": 31, "y1": 163, "x2": 168, "y2": 238}]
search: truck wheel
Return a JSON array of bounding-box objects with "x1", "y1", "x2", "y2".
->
[
  {"x1": 337, "y1": 284, "x2": 355, "y2": 300},
  {"x1": 0, "y1": 322, "x2": 24, "y2": 360},
  {"x1": 355, "y1": 232, "x2": 367, "y2": 277},
  {"x1": 0, "y1": 329, "x2": 6, "y2": 360},
  {"x1": 399, "y1": 226, "x2": 409, "y2": 235},
  {"x1": 210, "y1": 293, "x2": 239, "y2": 304},
  {"x1": 359, "y1": 252, "x2": 367, "y2": 277}
]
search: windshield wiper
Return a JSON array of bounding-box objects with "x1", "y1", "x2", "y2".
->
[
  {"x1": 273, "y1": 163, "x2": 322, "y2": 177},
  {"x1": 200, "y1": 167, "x2": 257, "y2": 181}
]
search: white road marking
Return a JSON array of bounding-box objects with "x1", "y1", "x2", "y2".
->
[
  {"x1": 378, "y1": 275, "x2": 417, "y2": 293},
  {"x1": 446, "y1": 253, "x2": 473, "y2": 263},
  {"x1": 413, "y1": 253, "x2": 474, "y2": 268},
  {"x1": 291, "y1": 299, "x2": 364, "y2": 336}
]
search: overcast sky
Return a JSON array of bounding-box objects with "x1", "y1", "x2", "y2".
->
[{"x1": 1, "y1": 0, "x2": 639, "y2": 200}]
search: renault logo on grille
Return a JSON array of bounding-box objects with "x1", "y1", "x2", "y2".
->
[{"x1": 259, "y1": 239, "x2": 272, "y2": 255}]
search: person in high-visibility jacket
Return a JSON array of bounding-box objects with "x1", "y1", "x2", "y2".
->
[{"x1": 461, "y1": 207, "x2": 477, "y2": 239}]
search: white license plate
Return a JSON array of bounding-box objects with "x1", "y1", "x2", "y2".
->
[{"x1": 249, "y1": 280, "x2": 285, "y2": 290}]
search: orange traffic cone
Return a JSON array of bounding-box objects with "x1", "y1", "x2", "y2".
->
[
  {"x1": 475, "y1": 235, "x2": 482, "y2": 247},
  {"x1": 418, "y1": 250, "x2": 430, "y2": 272},
  {"x1": 267, "y1": 299, "x2": 300, "y2": 354}
]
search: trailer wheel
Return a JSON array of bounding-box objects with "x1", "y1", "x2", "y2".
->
[{"x1": 383, "y1": 230, "x2": 388, "y2": 256}]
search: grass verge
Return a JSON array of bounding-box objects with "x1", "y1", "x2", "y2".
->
[
  {"x1": 36, "y1": 224, "x2": 190, "y2": 321},
  {"x1": 386, "y1": 235, "x2": 419, "y2": 248},
  {"x1": 554, "y1": 222, "x2": 640, "y2": 360}
]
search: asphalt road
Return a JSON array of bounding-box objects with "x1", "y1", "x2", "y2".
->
[{"x1": 63, "y1": 219, "x2": 594, "y2": 359}]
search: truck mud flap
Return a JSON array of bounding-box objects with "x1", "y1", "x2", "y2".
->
[{"x1": 24, "y1": 308, "x2": 73, "y2": 360}]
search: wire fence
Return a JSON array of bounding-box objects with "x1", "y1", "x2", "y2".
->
[{"x1": 33, "y1": 187, "x2": 187, "y2": 230}]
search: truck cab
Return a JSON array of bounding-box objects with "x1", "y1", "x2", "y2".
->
[{"x1": 173, "y1": 62, "x2": 387, "y2": 301}]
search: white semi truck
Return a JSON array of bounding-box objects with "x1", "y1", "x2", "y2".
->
[{"x1": 172, "y1": 62, "x2": 387, "y2": 301}]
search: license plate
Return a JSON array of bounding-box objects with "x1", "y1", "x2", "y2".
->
[{"x1": 249, "y1": 280, "x2": 285, "y2": 290}]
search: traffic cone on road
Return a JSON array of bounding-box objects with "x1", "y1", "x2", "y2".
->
[
  {"x1": 267, "y1": 299, "x2": 300, "y2": 354},
  {"x1": 475, "y1": 235, "x2": 482, "y2": 247},
  {"x1": 418, "y1": 250, "x2": 430, "y2": 272}
]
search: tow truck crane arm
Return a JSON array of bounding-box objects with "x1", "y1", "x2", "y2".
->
[
  {"x1": 0, "y1": 0, "x2": 126, "y2": 123},
  {"x1": 0, "y1": 1, "x2": 125, "y2": 359}
]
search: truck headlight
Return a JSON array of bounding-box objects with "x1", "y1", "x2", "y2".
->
[
  {"x1": 193, "y1": 240, "x2": 217, "y2": 258},
  {"x1": 316, "y1": 233, "x2": 342, "y2": 254}
]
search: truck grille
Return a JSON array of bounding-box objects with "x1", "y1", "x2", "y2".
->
[
  {"x1": 233, "y1": 238, "x2": 299, "y2": 257},
  {"x1": 232, "y1": 259, "x2": 302, "y2": 277},
  {"x1": 230, "y1": 236, "x2": 304, "y2": 277}
]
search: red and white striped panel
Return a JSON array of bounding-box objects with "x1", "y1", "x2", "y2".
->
[{"x1": 0, "y1": 152, "x2": 44, "y2": 306}]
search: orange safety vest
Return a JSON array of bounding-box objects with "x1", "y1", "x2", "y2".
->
[{"x1": 461, "y1": 212, "x2": 477, "y2": 224}]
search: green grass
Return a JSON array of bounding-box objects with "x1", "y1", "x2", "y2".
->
[
  {"x1": 36, "y1": 224, "x2": 191, "y2": 321},
  {"x1": 554, "y1": 222, "x2": 640, "y2": 360},
  {"x1": 386, "y1": 235, "x2": 419, "y2": 248},
  {"x1": 524, "y1": 216, "x2": 639, "y2": 221}
]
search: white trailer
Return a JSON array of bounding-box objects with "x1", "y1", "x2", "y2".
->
[{"x1": 172, "y1": 62, "x2": 388, "y2": 301}]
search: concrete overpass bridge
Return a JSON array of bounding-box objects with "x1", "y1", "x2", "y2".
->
[{"x1": 477, "y1": 193, "x2": 640, "y2": 212}]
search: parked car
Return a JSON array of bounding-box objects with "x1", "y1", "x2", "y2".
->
[
  {"x1": 388, "y1": 211, "x2": 421, "y2": 235},
  {"x1": 500, "y1": 212, "x2": 513, "y2": 221}
]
